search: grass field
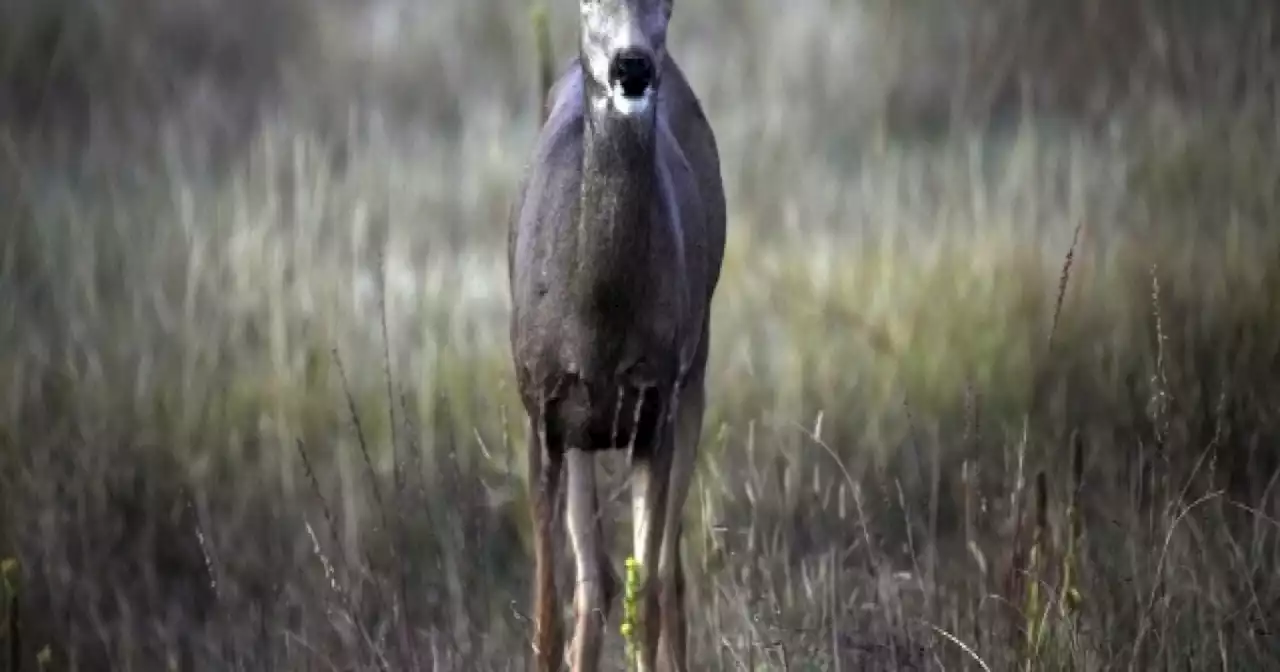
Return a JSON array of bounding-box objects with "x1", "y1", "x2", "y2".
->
[{"x1": 2, "y1": 0, "x2": 1279, "y2": 670}]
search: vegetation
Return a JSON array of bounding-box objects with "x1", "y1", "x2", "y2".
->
[{"x1": 1, "y1": 0, "x2": 1278, "y2": 669}]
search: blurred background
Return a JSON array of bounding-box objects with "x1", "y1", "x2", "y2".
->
[{"x1": 1, "y1": 0, "x2": 1279, "y2": 669}]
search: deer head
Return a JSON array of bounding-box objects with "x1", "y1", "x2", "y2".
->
[{"x1": 579, "y1": 0, "x2": 673, "y2": 122}]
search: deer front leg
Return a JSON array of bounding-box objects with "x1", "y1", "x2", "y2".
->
[
  {"x1": 630, "y1": 424, "x2": 674, "y2": 671},
  {"x1": 658, "y1": 381, "x2": 703, "y2": 672},
  {"x1": 566, "y1": 447, "x2": 613, "y2": 671},
  {"x1": 529, "y1": 418, "x2": 565, "y2": 672}
]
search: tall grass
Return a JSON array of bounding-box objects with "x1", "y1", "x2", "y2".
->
[{"x1": 2, "y1": 0, "x2": 1279, "y2": 669}]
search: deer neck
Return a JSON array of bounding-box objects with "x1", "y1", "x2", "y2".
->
[{"x1": 573, "y1": 92, "x2": 658, "y2": 316}]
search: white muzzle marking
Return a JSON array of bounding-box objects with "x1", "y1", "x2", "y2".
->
[{"x1": 610, "y1": 86, "x2": 654, "y2": 116}]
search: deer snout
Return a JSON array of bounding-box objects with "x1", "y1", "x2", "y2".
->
[{"x1": 608, "y1": 48, "x2": 656, "y2": 100}]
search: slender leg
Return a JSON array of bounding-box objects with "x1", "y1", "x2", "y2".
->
[
  {"x1": 630, "y1": 404, "x2": 675, "y2": 672},
  {"x1": 529, "y1": 418, "x2": 564, "y2": 672},
  {"x1": 658, "y1": 382, "x2": 703, "y2": 672},
  {"x1": 594, "y1": 478, "x2": 619, "y2": 640},
  {"x1": 566, "y1": 447, "x2": 611, "y2": 671}
]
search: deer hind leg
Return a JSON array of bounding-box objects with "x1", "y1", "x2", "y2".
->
[
  {"x1": 529, "y1": 417, "x2": 565, "y2": 672},
  {"x1": 658, "y1": 381, "x2": 704, "y2": 672},
  {"x1": 596, "y1": 479, "x2": 620, "y2": 641},
  {"x1": 566, "y1": 447, "x2": 614, "y2": 671},
  {"x1": 629, "y1": 395, "x2": 676, "y2": 672}
]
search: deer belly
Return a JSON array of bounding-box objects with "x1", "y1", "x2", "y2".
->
[{"x1": 549, "y1": 381, "x2": 667, "y2": 454}]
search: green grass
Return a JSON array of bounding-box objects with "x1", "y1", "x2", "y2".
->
[{"x1": 2, "y1": 1, "x2": 1280, "y2": 670}]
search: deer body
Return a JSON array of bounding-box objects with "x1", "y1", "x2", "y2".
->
[{"x1": 508, "y1": 2, "x2": 725, "y2": 669}]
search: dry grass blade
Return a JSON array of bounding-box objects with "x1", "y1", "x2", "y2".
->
[
  {"x1": 332, "y1": 349, "x2": 389, "y2": 536},
  {"x1": 922, "y1": 621, "x2": 992, "y2": 672},
  {"x1": 1130, "y1": 490, "x2": 1224, "y2": 670},
  {"x1": 1048, "y1": 220, "x2": 1082, "y2": 353}
]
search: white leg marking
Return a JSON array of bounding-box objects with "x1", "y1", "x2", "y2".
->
[
  {"x1": 658, "y1": 384, "x2": 703, "y2": 672},
  {"x1": 630, "y1": 385, "x2": 683, "y2": 672},
  {"x1": 566, "y1": 447, "x2": 605, "y2": 670}
]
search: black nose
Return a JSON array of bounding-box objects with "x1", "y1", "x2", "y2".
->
[{"x1": 608, "y1": 49, "x2": 655, "y2": 99}]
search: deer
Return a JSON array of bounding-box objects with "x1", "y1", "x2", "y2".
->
[{"x1": 506, "y1": 0, "x2": 726, "y2": 670}]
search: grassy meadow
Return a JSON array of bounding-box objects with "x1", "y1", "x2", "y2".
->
[{"x1": 2, "y1": 0, "x2": 1279, "y2": 669}]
